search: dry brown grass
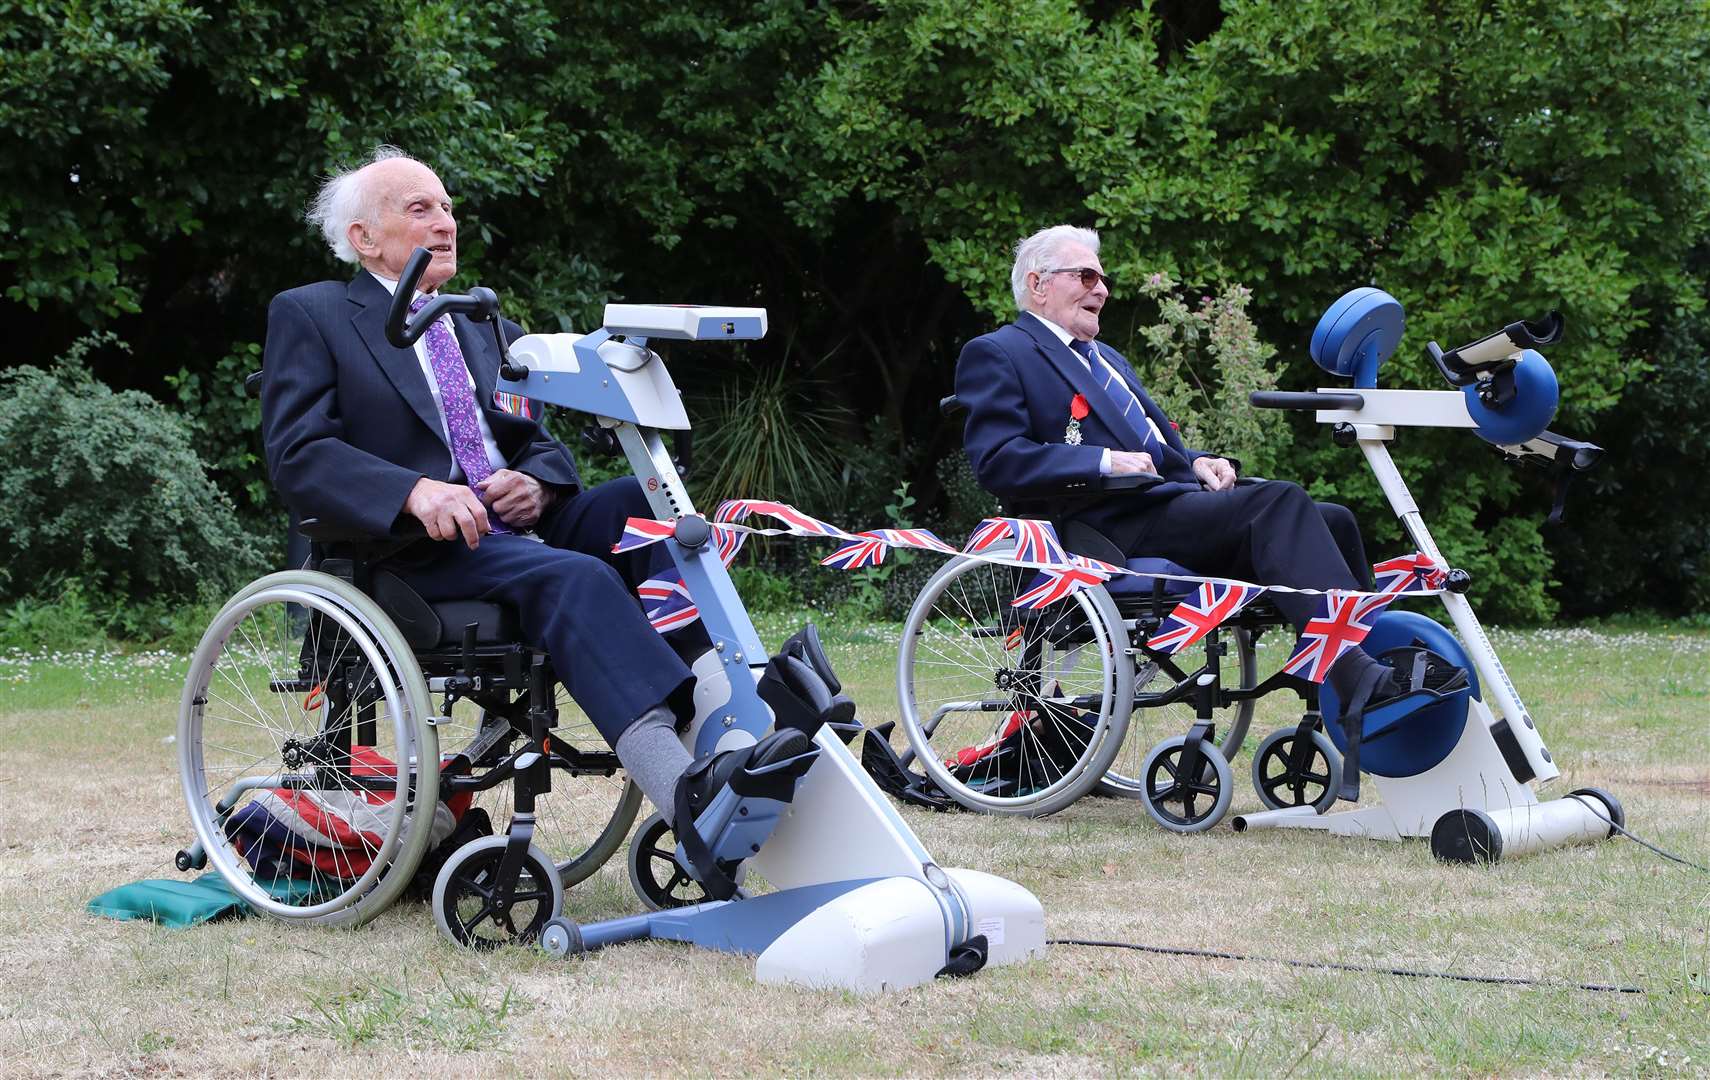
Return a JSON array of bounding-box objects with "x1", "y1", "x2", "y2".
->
[{"x1": 2, "y1": 621, "x2": 1706, "y2": 1076}]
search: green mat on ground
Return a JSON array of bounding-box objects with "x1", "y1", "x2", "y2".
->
[
  {"x1": 88, "y1": 873, "x2": 253, "y2": 928},
  {"x1": 89, "y1": 874, "x2": 327, "y2": 928}
]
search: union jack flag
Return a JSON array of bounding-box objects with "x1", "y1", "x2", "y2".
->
[
  {"x1": 1281, "y1": 589, "x2": 1396, "y2": 682},
  {"x1": 612, "y1": 516, "x2": 676, "y2": 555},
  {"x1": 1010, "y1": 556, "x2": 1113, "y2": 609},
  {"x1": 637, "y1": 576, "x2": 700, "y2": 633},
  {"x1": 716, "y1": 499, "x2": 853, "y2": 539},
  {"x1": 821, "y1": 528, "x2": 958, "y2": 570},
  {"x1": 1145, "y1": 581, "x2": 1265, "y2": 655},
  {"x1": 963, "y1": 518, "x2": 1013, "y2": 555},
  {"x1": 964, "y1": 517, "x2": 1069, "y2": 566},
  {"x1": 492, "y1": 389, "x2": 534, "y2": 419},
  {"x1": 820, "y1": 534, "x2": 889, "y2": 570},
  {"x1": 1370, "y1": 552, "x2": 1447, "y2": 599}
]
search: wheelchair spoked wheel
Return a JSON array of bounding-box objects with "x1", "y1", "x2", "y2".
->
[
  {"x1": 897, "y1": 550, "x2": 1134, "y2": 817},
  {"x1": 1139, "y1": 734, "x2": 1235, "y2": 832},
  {"x1": 178, "y1": 571, "x2": 439, "y2": 926},
  {"x1": 1095, "y1": 629, "x2": 1257, "y2": 800},
  {"x1": 1250, "y1": 726, "x2": 1342, "y2": 813},
  {"x1": 627, "y1": 812, "x2": 710, "y2": 911},
  {"x1": 431, "y1": 835, "x2": 564, "y2": 949},
  {"x1": 436, "y1": 694, "x2": 643, "y2": 890}
]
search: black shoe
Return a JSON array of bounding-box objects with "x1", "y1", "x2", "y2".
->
[
  {"x1": 1336, "y1": 650, "x2": 1470, "y2": 802},
  {"x1": 671, "y1": 728, "x2": 816, "y2": 901},
  {"x1": 673, "y1": 727, "x2": 815, "y2": 826}
]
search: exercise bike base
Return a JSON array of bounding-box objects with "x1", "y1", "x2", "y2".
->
[{"x1": 557, "y1": 868, "x2": 1045, "y2": 994}]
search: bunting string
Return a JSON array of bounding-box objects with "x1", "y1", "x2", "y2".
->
[{"x1": 616, "y1": 500, "x2": 1449, "y2": 682}]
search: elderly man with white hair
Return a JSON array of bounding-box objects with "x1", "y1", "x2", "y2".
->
[
  {"x1": 955, "y1": 225, "x2": 1464, "y2": 785},
  {"x1": 260, "y1": 146, "x2": 806, "y2": 858}
]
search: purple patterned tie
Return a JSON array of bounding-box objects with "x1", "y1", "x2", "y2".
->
[{"x1": 411, "y1": 296, "x2": 509, "y2": 533}]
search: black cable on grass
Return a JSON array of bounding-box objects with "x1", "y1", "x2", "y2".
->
[
  {"x1": 1046, "y1": 939, "x2": 1653, "y2": 995},
  {"x1": 1586, "y1": 808, "x2": 1710, "y2": 874}
]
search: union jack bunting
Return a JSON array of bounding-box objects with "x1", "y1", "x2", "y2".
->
[
  {"x1": 820, "y1": 535, "x2": 889, "y2": 570},
  {"x1": 1010, "y1": 556, "x2": 1113, "y2": 609},
  {"x1": 1281, "y1": 589, "x2": 1396, "y2": 682},
  {"x1": 870, "y1": 528, "x2": 958, "y2": 555},
  {"x1": 637, "y1": 576, "x2": 700, "y2": 633},
  {"x1": 612, "y1": 516, "x2": 676, "y2": 555},
  {"x1": 1371, "y1": 552, "x2": 1447, "y2": 598},
  {"x1": 822, "y1": 528, "x2": 959, "y2": 570},
  {"x1": 1145, "y1": 581, "x2": 1265, "y2": 655},
  {"x1": 963, "y1": 517, "x2": 1013, "y2": 555},
  {"x1": 964, "y1": 517, "x2": 1069, "y2": 566},
  {"x1": 492, "y1": 389, "x2": 534, "y2": 419},
  {"x1": 715, "y1": 499, "x2": 853, "y2": 539}
]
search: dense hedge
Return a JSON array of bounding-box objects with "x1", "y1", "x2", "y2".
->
[{"x1": 4, "y1": 0, "x2": 1707, "y2": 623}]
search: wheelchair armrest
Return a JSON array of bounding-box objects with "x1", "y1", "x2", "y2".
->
[{"x1": 297, "y1": 517, "x2": 428, "y2": 544}]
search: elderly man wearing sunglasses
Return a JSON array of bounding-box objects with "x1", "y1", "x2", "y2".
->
[{"x1": 955, "y1": 224, "x2": 1429, "y2": 735}]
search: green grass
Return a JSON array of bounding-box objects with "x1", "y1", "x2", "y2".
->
[{"x1": 2, "y1": 618, "x2": 1706, "y2": 1075}]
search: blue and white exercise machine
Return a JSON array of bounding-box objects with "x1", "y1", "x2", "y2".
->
[
  {"x1": 1233, "y1": 288, "x2": 1624, "y2": 861},
  {"x1": 466, "y1": 275, "x2": 1045, "y2": 989}
]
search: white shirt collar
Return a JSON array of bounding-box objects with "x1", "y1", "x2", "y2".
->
[
  {"x1": 1025, "y1": 310, "x2": 1099, "y2": 357},
  {"x1": 366, "y1": 268, "x2": 432, "y2": 304}
]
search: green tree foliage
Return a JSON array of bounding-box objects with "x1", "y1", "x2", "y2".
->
[
  {"x1": 3, "y1": 0, "x2": 1707, "y2": 622},
  {"x1": 0, "y1": 338, "x2": 265, "y2": 612}
]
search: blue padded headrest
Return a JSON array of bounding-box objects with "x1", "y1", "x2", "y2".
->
[{"x1": 1310, "y1": 288, "x2": 1405, "y2": 387}]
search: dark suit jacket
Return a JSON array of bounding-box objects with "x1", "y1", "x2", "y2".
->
[
  {"x1": 261, "y1": 271, "x2": 580, "y2": 536},
  {"x1": 955, "y1": 312, "x2": 1212, "y2": 539}
]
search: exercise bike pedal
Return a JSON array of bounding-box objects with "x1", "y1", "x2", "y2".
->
[{"x1": 674, "y1": 729, "x2": 821, "y2": 900}]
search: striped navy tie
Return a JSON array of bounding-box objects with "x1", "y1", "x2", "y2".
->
[{"x1": 1071, "y1": 339, "x2": 1161, "y2": 456}]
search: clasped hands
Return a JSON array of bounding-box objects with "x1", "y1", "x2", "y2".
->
[
  {"x1": 1109, "y1": 450, "x2": 1238, "y2": 492},
  {"x1": 405, "y1": 469, "x2": 553, "y2": 548}
]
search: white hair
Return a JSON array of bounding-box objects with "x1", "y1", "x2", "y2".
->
[
  {"x1": 1010, "y1": 225, "x2": 1101, "y2": 312},
  {"x1": 305, "y1": 145, "x2": 417, "y2": 264}
]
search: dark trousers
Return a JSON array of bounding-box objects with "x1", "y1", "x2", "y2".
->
[
  {"x1": 389, "y1": 478, "x2": 694, "y2": 745},
  {"x1": 1100, "y1": 480, "x2": 1372, "y2": 631}
]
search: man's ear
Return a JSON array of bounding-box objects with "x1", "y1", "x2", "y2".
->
[{"x1": 347, "y1": 221, "x2": 373, "y2": 257}]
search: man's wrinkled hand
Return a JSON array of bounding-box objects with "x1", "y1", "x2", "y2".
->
[
  {"x1": 1193, "y1": 456, "x2": 1238, "y2": 492},
  {"x1": 478, "y1": 469, "x2": 552, "y2": 530},
  {"x1": 1109, "y1": 450, "x2": 1158, "y2": 477},
  {"x1": 405, "y1": 477, "x2": 491, "y2": 549}
]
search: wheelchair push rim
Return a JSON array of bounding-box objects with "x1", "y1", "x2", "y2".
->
[
  {"x1": 896, "y1": 551, "x2": 1135, "y2": 817},
  {"x1": 178, "y1": 574, "x2": 438, "y2": 924}
]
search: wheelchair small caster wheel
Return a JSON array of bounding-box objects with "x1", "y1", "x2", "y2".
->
[
  {"x1": 432, "y1": 835, "x2": 565, "y2": 949},
  {"x1": 628, "y1": 813, "x2": 711, "y2": 911},
  {"x1": 174, "y1": 848, "x2": 204, "y2": 873},
  {"x1": 1140, "y1": 734, "x2": 1234, "y2": 833},
  {"x1": 1251, "y1": 727, "x2": 1342, "y2": 814},
  {"x1": 539, "y1": 917, "x2": 584, "y2": 959}
]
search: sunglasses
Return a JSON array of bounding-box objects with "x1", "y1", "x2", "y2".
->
[{"x1": 1043, "y1": 266, "x2": 1114, "y2": 292}]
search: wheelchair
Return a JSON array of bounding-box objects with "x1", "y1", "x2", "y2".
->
[
  {"x1": 880, "y1": 287, "x2": 1622, "y2": 863},
  {"x1": 175, "y1": 426, "x2": 638, "y2": 947},
  {"x1": 877, "y1": 400, "x2": 1340, "y2": 833}
]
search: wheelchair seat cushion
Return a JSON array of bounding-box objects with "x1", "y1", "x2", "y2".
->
[
  {"x1": 1105, "y1": 557, "x2": 1197, "y2": 598},
  {"x1": 370, "y1": 570, "x2": 521, "y2": 650}
]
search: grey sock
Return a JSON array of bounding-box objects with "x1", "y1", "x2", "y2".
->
[{"x1": 614, "y1": 706, "x2": 694, "y2": 826}]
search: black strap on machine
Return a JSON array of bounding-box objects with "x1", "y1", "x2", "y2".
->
[
  {"x1": 673, "y1": 783, "x2": 740, "y2": 902},
  {"x1": 935, "y1": 935, "x2": 990, "y2": 978}
]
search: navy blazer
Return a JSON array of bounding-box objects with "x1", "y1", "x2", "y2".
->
[
  {"x1": 956, "y1": 312, "x2": 1212, "y2": 538},
  {"x1": 261, "y1": 271, "x2": 581, "y2": 536}
]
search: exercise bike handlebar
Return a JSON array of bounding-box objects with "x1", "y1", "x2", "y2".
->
[{"x1": 1249, "y1": 390, "x2": 1367, "y2": 411}]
